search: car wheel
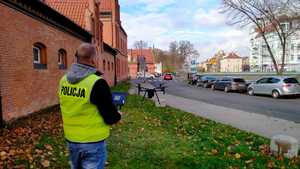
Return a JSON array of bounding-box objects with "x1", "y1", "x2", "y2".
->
[
  {"x1": 248, "y1": 88, "x2": 254, "y2": 96},
  {"x1": 224, "y1": 86, "x2": 230, "y2": 93},
  {"x1": 211, "y1": 85, "x2": 215, "y2": 90},
  {"x1": 272, "y1": 90, "x2": 280, "y2": 99}
]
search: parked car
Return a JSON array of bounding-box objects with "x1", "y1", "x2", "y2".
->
[
  {"x1": 154, "y1": 73, "x2": 162, "y2": 78},
  {"x1": 188, "y1": 73, "x2": 196, "y2": 84},
  {"x1": 212, "y1": 77, "x2": 247, "y2": 92},
  {"x1": 197, "y1": 76, "x2": 217, "y2": 88},
  {"x1": 189, "y1": 74, "x2": 202, "y2": 85},
  {"x1": 247, "y1": 77, "x2": 300, "y2": 98},
  {"x1": 137, "y1": 72, "x2": 155, "y2": 80},
  {"x1": 164, "y1": 73, "x2": 173, "y2": 80}
]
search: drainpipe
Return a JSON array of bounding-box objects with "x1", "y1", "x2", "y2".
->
[
  {"x1": 0, "y1": 96, "x2": 3, "y2": 128},
  {"x1": 114, "y1": 54, "x2": 117, "y2": 86}
]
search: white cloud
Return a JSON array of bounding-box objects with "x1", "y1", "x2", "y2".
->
[
  {"x1": 120, "y1": 0, "x2": 251, "y2": 61},
  {"x1": 194, "y1": 9, "x2": 226, "y2": 27}
]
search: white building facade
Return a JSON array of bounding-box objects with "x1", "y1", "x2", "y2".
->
[
  {"x1": 220, "y1": 53, "x2": 243, "y2": 72},
  {"x1": 250, "y1": 22, "x2": 300, "y2": 72},
  {"x1": 155, "y1": 62, "x2": 162, "y2": 74}
]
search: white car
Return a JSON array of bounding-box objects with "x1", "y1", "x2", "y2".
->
[{"x1": 136, "y1": 72, "x2": 155, "y2": 79}]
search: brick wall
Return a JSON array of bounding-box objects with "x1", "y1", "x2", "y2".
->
[
  {"x1": 0, "y1": 4, "x2": 83, "y2": 121},
  {"x1": 116, "y1": 54, "x2": 129, "y2": 82},
  {"x1": 97, "y1": 51, "x2": 116, "y2": 86}
]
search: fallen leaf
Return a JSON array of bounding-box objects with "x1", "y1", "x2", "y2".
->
[
  {"x1": 211, "y1": 149, "x2": 218, "y2": 155},
  {"x1": 235, "y1": 153, "x2": 241, "y2": 159},
  {"x1": 41, "y1": 160, "x2": 50, "y2": 168}
]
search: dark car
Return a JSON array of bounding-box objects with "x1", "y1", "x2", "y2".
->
[
  {"x1": 164, "y1": 73, "x2": 173, "y2": 80},
  {"x1": 212, "y1": 77, "x2": 247, "y2": 92},
  {"x1": 188, "y1": 74, "x2": 200, "y2": 85},
  {"x1": 197, "y1": 76, "x2": 217, "y2": 88}
]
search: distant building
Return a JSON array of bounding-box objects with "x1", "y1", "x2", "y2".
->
[
  {"x1": 250, "y1": 15, "x2": 300, "y2": 72},
  {"x1": 201, "y1": 50, "x2": 225, "y2": 73},
  {"x1": 242, "y1": 57, "x2": 250, "y2": 72},
  {"x1": 155, "y1": 62, "x2": 163, "y2": 74},
  {"x1": 220, "y1": 53, "x2": 243, "y2": 72},
  {"x1": 128, "y1": 49, "x2": 155, "y2": 78}
]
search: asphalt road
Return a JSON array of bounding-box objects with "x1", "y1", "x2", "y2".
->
[{"x1": 160, "y1": 79, "x2": 300, "y2": 123}]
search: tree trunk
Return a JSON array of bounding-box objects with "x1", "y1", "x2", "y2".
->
[
  {"x1": 279, "y1": 38, "x2": 287, "y2": 75},
  {"x1": 262, "y1": 34, "x2": 280, "y2": 74}
]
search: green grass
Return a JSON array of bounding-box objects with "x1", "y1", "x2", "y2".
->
[
  {"x1": 106, "y1": 82, "x2": 300, "y2": 169},
  {"x1": 1, "y1": 82, "x2": 299, "y2": 168}
]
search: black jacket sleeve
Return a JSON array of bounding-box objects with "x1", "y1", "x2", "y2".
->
[{"x1": 90, "y1": 78, "x2": 121, "y2": 125}]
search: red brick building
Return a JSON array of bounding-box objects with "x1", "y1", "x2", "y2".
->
[
  {"x1": 45, "y1": 0, "x2": 127, "y2": 86},
  {"x1": 100, "y1": 0, "x2": 128, "y2": 82},
  {"x1": 0, "y1": 0, "x2": 92, "y2": 123},
  {"x1": 128, "y1": 49, "x2": 156, "y2": 78},
  {"x1": 0, "y1": 0, "x2": 128, "y2": 124}
]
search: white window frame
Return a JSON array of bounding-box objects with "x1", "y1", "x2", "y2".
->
[
  {"x1": 33, "y1": 46, "x2": 41, "y2": 64},
  {"x1": 58, "y1": 51, "x2": 63, "y2": 65}
]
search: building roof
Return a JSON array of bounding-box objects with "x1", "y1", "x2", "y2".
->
[
  {"x1": 224, "y1": 52, "x2": 242, "y2": 59},
  {"x1": 44, "y1": 0, "x2": 89, "y2": 29},
  {"x1": 1, "y1": 0, "x2": 91, "y2": 42},
  {"x1": 128, "y1": 49, "x2": 154, "y2": 64}
]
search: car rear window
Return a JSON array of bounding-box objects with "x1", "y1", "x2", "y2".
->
[
  {"x1": 283, "y1": 78, "x2": 299, "y2": 84},
  {"x1": 207, "y1": 77, "x2": 216, "y2": 80},
  {"x1": 233, "y1": 78, "x2": 245, "y2": 83}
]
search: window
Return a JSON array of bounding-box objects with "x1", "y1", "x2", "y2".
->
[
  {"x1": 103, "y1": 60, "x2": 106, "y2": 71},
  {"x1": 111, "y1": 62, "x2": 114, "y2": 72},
  {"x1": 284, "y1": 78, "x2": 299, "y2": 84},
  {"x1": 257, "y1": 78, "x2": 269, "y2": 84},
  {"x1": 108, "y1": 61, "x2": 110, "y2": 71},
  {"x1": 33, "y1": 47, "x2": 40, "y2": 64},
  {"x1": 33, "y1": 42, "x2": 47, "y2": 69},
  {"x1": 268, "y1": 78, "x2": 280, "y2": 84},
  {"x1": 100, "y1": 12, "x2": 112, "y2": 18},
  {"x1": 58, "y1": 49, "x2": 67, "y2": 69},
  {"x1": 280, "y1": 22, "x2": 289, "y2": 32},
  {"x1": 233, "y1": 78, "x2": 245, "y2": 83}
]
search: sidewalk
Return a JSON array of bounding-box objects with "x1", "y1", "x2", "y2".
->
[
  {"x1": 130, "y1": 82, "x2": 300, "y2": 141},
  {"x1": 163, "y1": 94, "x2": 300, "y2": 141}
]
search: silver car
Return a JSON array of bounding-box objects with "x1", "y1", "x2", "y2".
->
[{"x1": 247, "y1": 77, "x2": 300, "y2": 98}]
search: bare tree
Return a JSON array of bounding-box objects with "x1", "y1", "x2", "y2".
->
[
  {"x1": 168, "y1": 40, "x2": 200, "y2": 70},
  {"x1": 221, "y1": 0, "x2": 300, "y2": 74},
  {"x1": 133, "y1": 40, "x2": 148, "y2": 49}
]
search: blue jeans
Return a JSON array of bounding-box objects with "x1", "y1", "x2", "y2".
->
[{"x1": 67, "y1": 140, "x2": 107, "y2": 169}]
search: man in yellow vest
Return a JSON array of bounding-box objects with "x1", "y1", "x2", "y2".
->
[{"x1": 59, "y1": 43, "x2": 121, "y2": 169}]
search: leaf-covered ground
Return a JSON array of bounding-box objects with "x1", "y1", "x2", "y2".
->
[{"x1": 0, "y1": 82, "x2": 299, "y2": 169}]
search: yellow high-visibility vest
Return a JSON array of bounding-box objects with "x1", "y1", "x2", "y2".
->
[{"x1": 58, "y1": 74, "x2": 109, "y2": 143}]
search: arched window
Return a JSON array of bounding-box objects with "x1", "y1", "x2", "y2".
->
[
  {"x1": 33, "y1": 42, "x2": 47, "y2": 69},
  {"x1": 108, "y1": 61, "x2": 110, "y2": 71},
  {"x1": 103, "y1": 60, "x2": 106, "y2": 71},
  {"x1": 58, "y1": 49, "x2": 67, "y2": 69},
  {"x1": 111, "y1": 62, "x2": 114, "y2": 72}
]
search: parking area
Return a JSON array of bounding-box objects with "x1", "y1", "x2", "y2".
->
[{"x1": 163, "y1": 79, "x2": 300, "y2": 123}]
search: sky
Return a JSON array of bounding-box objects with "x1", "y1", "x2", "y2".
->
[{"x1": 119, "y1": 0, "x2": 251, "y2": 62}]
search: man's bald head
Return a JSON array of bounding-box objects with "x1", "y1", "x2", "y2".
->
[{"x1": 75, "y1": 43, "x2": 97, "y2": 62}]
